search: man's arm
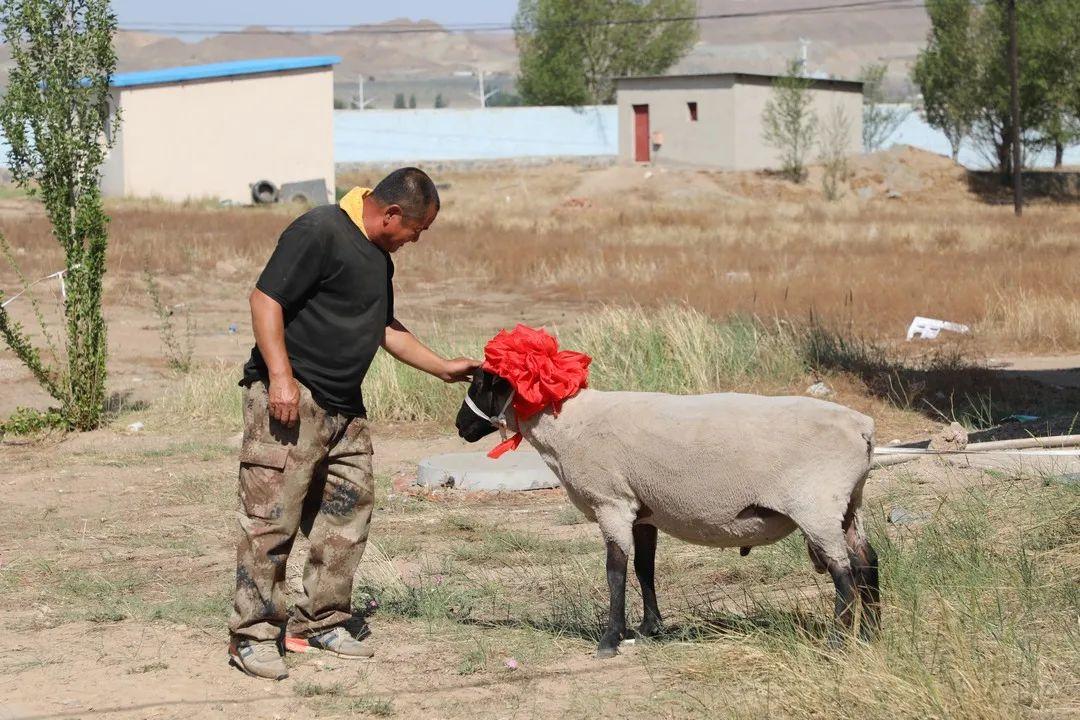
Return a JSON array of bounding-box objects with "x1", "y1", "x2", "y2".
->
[
  {"x1": 383, "y1": 319, "x2": 480, "y2": 382},
  {"x1": 250, "y1": 288, "x2": 301, "y2": 426}
]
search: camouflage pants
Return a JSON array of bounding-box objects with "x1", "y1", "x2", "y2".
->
[{"x1": 228, "y1": 380, "x2": 375, "y2": 642}]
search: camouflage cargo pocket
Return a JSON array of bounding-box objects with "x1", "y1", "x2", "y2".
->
[{"x1": 238, "y1": 440, "x2": 290, "y2": 521}]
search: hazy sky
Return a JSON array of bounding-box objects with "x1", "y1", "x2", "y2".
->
[{"x1": 109, "y1": 0, "x2": 520, "y2": 30}]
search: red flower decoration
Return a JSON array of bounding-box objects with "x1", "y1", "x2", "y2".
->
[
  {"x1": 484, "y1": 324, "x2": 591, "y2": 420},
  {"x1": 482, "y1": 325, "x2": 591, "y2": 458}
]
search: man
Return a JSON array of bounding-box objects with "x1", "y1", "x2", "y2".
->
[{"x1": 228, "y1": 167, "x2": 479, "y2": 680}]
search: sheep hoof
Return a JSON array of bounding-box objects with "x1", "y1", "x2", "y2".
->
[
  {"x1": 637, "y1": 621, "x2": 663, "y2": 639},
  {"x1": 595, "y1": 646, "x2": 619, "y2": 659},
  {"x1": 740, "y1": 546, "x2": 751, "y2": 556},
  {"x1": 826, "y1": 628, "x2": 849, "y2": 650}
]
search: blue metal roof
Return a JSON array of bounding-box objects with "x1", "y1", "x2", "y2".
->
[{"x1": 111, "y1": 55, "x2": 341, "y2": 88}]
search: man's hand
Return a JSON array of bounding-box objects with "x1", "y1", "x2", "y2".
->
[
  {"x1": 268, "y1": 374, "x2": 301, "y2": 427},
  {"x1": 439, "y1": 357, "x2": 483, "y2": 384}
]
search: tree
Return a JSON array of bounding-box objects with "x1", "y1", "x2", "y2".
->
[
  {"x1": 914, "y1": 0, "x2": 1079, "y2": 174},
  {"x1": 514, "y1": 0, "x2": 697, "y2": 105},
  {"x1": 860, "y1": 63, "x2": 910, "y2": 152},
  {"x1": 1027, "y1": 0, "x2": 1080, "y2": 167},
  {"x1": 434, "y1": 93, "x2": 448, "y2": 109},
  {"x1": 408, "y1": 93, "x2": 417, "y2": 109},
  {"x1": 488, "y1": 92, "x2": 524, "y2": 107},
  {"x1": 762, "y1": 59, "x2": 818, "y2": 183},
  {"x1": 0, "y1": 0, "x2": 118, "y2": 431},
  {"x1": 393, "y1": 92, "x2": 406, "y2": 109},
  {"x1": 912, "y1": 0, "x2": 978, "y2": 162},
  {"x1": 819, "y1": 105, "x2": 853, "y2": 201}
]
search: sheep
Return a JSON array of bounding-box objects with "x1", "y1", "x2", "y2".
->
[{"x1": 456, "y1": 370, "x2": 879, "y2": 658}]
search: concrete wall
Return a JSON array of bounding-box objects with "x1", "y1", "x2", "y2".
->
[
  {"x1": 616, "y1": 76, "x2": 863, "y2": 171},
  {"x1": 101, "y1": 67, "x2": 334, "y2": 204},
  {"x1": 616, "y1": 76, "x2": 736, "y2": 167},
  {"x1": 334, "y1": 106, "x2": 616, "y2": 163},
  {"x1": 732, "y1": 77, "x2": 863, "y2": 171}
]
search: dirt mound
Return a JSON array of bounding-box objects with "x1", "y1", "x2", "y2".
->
[
  {"x1": 846, "y1": 145, "x2": 970, "y2": 202},
  {"x1": 567, "y1": 146, "x2": 971, "y2": 207}
]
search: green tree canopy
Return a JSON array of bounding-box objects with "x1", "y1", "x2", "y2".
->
[
  {"x1": 913, "y1": 0, "x2": 1080, "y2": 171},
  {"x1": 912, "y1": 0, "x2": 979, "y2": 161},
  {"x1": 514, "y1": 0, "x2": 697, "y2": 105}
]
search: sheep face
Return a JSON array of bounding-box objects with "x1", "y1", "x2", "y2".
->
[{"x1": 456, "y1": 369, "x2": 514, "y2": 442}]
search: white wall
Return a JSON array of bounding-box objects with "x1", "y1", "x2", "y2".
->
[
  {"x1": 334, "y1": 106, "x2": 617, "y2": 162},
  {"x1": 105, "y1": 67, "x2": 335, "y2": 204}
]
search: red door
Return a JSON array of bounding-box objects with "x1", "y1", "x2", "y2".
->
[{"x1": 633, "y1": 104, "x2": 650, "y2": 162}]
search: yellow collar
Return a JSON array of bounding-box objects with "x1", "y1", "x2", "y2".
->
[{"x1": 339, "y1": 186, "x2": 372, "y2": 239}]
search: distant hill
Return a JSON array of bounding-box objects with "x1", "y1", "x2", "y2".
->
[
  {"x1": 0, "y1": 4, "x2": 931, "y2": 105},
  {"x1": 683, "y1": 0, "x2": 930, "y2": 91}
]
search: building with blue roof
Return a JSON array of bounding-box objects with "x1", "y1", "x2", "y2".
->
[{"x1": 100, "y1": 55, "x2": 340, "y2": 204}]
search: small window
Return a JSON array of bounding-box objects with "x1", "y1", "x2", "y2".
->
[{"x1": 687, "y1": 101, "x2": 698, "y2": 122}]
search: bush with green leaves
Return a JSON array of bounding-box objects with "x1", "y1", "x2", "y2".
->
[
  {"x1": 860, "y1": 63, "x2": 910, "y2": 152},
  {"x1": 762, "y1": 59, "x2": 818, "y2": 183}
]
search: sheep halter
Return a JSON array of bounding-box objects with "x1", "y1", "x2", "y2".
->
[{"x1": 480, "y1": 324, "x2": 592, "y2": 460}]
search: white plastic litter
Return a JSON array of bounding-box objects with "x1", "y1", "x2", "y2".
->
[
  {"x1": 1, "y1": 264, "x2": 82, "y2": 308},
  {"x1": 906, "y1": 316, "x2": 970, "y2": 341},
  {"x1": 126, "y1": 421, "x2": 144, "y2": 433}
]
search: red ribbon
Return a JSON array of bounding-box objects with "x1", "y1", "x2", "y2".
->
[
  {"x1": 482, "y1": 324, "x2": 591, "y2": 459},
  {"x1": 488, "y1": 433, "x2": 523, "y2": 459}
]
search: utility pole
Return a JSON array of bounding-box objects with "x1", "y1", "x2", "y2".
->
[
  {"x1": 1007, "y1": 0, "x2": 1022, "y2": 216},
  {"x1": 797, "y1": 37, "x2": 810, "y2": 76},
  {"x1": 470, "y1": 68, "x2": 498, "y2": 108},
  {"x1": 356, "y1": 73, "x2": 374, "y2": 110}
]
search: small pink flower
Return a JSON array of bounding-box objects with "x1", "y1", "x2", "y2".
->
[
  {"x1": 504, "y1": 657, "x2": 519, "y2": 670},
  {"x1": 368, "y1": 599, "x2": 379, "y2": 609},
  {"x1": 434, "y1": 575, "x2": 444, "y2": 585}
]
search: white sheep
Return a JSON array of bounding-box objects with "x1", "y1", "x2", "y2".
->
[{"x1": 457, "y1": 372, "x2": 879, "y2": 657}]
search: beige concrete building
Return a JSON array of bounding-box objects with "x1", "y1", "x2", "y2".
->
[
  {"x1": 101, "y1": 56, "x2": 338, "y2": 204},
  {"x1": 615, "y1": 73, "x2": 863, "y2": 170}
]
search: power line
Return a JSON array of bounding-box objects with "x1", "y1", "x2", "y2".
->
[{"x1": 117, "y1": 1, "x2": 927, "y2": 36}]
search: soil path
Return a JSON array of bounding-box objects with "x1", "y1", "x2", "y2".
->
[{"x1": 990, "y1": 354, "x2": 1080, "y2": 389}]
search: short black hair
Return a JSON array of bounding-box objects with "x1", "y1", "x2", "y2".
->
[{"x1": 371, "y1": 167, "x2": 440, "y2": 220}]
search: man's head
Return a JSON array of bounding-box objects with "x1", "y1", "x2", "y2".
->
[{"x1": 364, "y1": 167, "x2": 440, "y2": 253}]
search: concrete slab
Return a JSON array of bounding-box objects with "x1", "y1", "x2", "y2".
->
[{"x1": 417, "y1": 450, "x2": 561, "y2": 491}]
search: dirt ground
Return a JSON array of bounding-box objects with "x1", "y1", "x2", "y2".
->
[
  {"x1": 3, "y1": 411, "x2": 1074, "y2": 719},
  {"x1": 1, "y1": 157, "x2": 1078, "y2": 719}
]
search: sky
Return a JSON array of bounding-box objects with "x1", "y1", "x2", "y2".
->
[{"x1": 109, "y1": 0, "x2": 521, "y2": 32}]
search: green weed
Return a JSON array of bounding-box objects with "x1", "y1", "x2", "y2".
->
[
  {"x1": 293, "y1": 680, "x2": 346, "y2": 698},
  {"x1": 142, "y1": 266, "x2": 194, "y2": 373}
]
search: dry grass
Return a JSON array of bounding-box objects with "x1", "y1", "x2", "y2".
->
[
  {"x1": 2, "y1": 160, "x2": 1078, "y2": 351},
  {"x1": 350, "y1": 473, "x2": 1079, "y2": 719},
  {"x1": 408, "y1": 199, "x2": 1080, "y2": 352}
]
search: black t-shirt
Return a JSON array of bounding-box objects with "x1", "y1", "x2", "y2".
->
[{"x1": 242, "y1": 203, "x2": 394, "y2": 417}]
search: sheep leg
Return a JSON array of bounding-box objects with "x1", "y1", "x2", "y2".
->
[
  {"x1": 824, "y1": 555, "x2": 858, "y2": 649},
  {"x1": 597, "y1": 540, "x2": 628, "y2": 658},
  {"x1": 632, "y1": 523, "x2": 662, "y2": 638},
  {"x1": 846, "y1": 524, "x2": 881, "y2": 640}
]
